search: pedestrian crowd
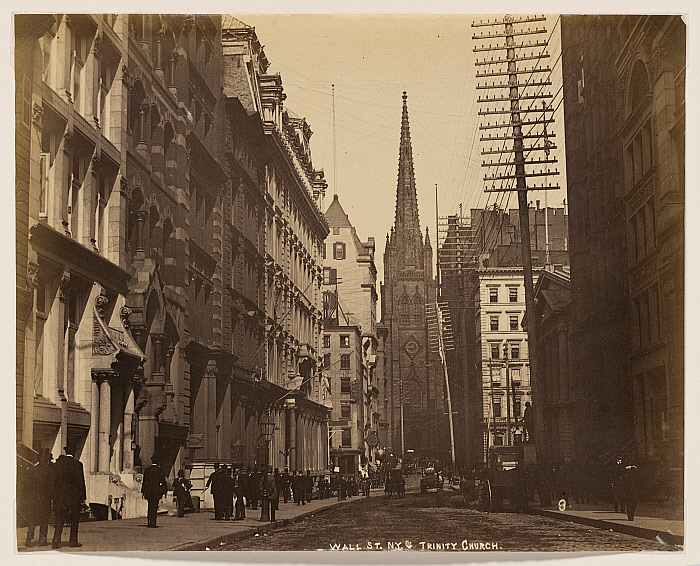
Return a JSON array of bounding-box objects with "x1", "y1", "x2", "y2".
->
[
  {"x1": 203, "y1": 465, "x2": 348, "y2": 522},
  {"x1": 19, "y1": 447, "x2": 371, "y2": 549}
]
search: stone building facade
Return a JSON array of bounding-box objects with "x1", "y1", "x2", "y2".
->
[
  {"x1": 561, "y1": 15, "x2": 684, "y2": 495},
  {"x1": 16, "y1": 14, "x2": 331, "y2": 519}
]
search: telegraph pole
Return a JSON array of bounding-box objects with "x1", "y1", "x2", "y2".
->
[{"x1": 473, "y1": 15, "x2": 560, "y2": 462}]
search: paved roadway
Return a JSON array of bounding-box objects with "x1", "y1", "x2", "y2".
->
[{"x1": 219, "y1": 477, "x2": 674, "y2": 552}]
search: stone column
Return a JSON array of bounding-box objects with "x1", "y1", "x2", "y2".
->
[
  {"x1": 57, "y1": 273, "x2": 70, "y2": 451},
  {"x1": 122, "y1": 382, "x2": 135, "y2": 471},
  {"x1": 57, "y1": 131, "x2": 73, "y2": 233},
  {"x1": 288, "y1": 407, "x2": 296, "y2": 471},
  {"x1": 90, "y1": 379, "x2": 99, "y2": 473},
  {"x1": 56, "y1": 15, "x2": 73, "y2": 102},
  {"x1": 99, "y1": 375, "x2": 112, "y2": 472},
  {"x1": 113, "y1": 380, "x2": 124, "y2": 473},
  {"x1": 84, "y1": 153, "x2": 99, "y2": 248}
]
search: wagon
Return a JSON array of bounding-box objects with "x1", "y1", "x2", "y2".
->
[
  {"x1": 479, "y1": 446, "x2": 528, "y2": 512},
  {"x1": 384, "y1": 468, "x2": 405, "y2": 499}
]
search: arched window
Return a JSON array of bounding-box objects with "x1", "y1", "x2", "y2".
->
[
  {"x1": 412, "y1": 294, "x2": 423, "y2": 325},
  {"x1": 399, "y1": 295, "x2": 410, "y2": 325}
]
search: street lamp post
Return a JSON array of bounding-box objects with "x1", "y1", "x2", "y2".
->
[{"x1": 258, "y1": 409, "x2": 276, "y2": 522}]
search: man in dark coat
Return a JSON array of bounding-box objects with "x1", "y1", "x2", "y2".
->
[
  {"x1": 233, "y1": 469, "x2": 246, "y2": 520},
  {"x1": 281, "y1": 469, "x2": 291, "y2": 503},
  {"x1": 52, "y1": 446, "x2": 86, "y2": 548},
  {"x1": 305, "y1": 470, "x2": 314, "y2": 503},
  {"x1": 142, "y1": 457, "x2": 168, "y2": 528},
  {"x1": 250, "y1": 468, "x2": 262, "y2": 510},
  {"x1": 221, "y1": 467, "x2": 234, "y2": 520},
  {"x1": 259, "y1": 466, "x2": 278, "y2": 522},
  {"x1": 206, "y1": 463, "x2": 224, "y2": 519},
  {"x1": 172, "y1": 469, "x2": 192, "y2": 518},
  {"x1": 24, "y1": 449, "x2": 53, "y2": 547}
]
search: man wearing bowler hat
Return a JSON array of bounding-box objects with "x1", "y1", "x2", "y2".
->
[{"x1": 51, "y1": 445, "x2": 86, "y2": 548}]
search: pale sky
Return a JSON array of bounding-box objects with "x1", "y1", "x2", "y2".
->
[{"x1": 241, "y1": 14, "x2": 567, "y2": 288}]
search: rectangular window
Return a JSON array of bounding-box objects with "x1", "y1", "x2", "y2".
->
[
  {"x1": 493, "y1": 399, "x2": 501, "y2": 418},
  {"x1": 340, "y1": 354, "x2": 350, "y2": 370},
  {"x1": 511, "y1": 344, "x2": 520, "y2": 359},
  {"x1": 341, "y1": 403, "x2": 351, "y2": 419},
  {"x1": 323, "y1": 335, "x2": 331, "y2": 349},
  {"x1": 323, "y1": 353, "x2": 331, "y2": 369},
  {"x1": 322, "y1": 242, "x2": 326, "y2": 259},
  {"x1": 340, "y1": 335, "x2": 349, "y2": 348},
  {"x1": 490, "y1": 344, "x2": 500, "y2": 359},
  {"x1": 489, "y1": 288, "x2": 498, "y2": 303},
  {"x1": 509, "y1": 288, "x2": 518, "y2": 302},
  {"x1": 490, "y1": 316, "x2": 499, "y2": 331},
  {"x1": 341, "y1": 377, "x2": 351, "y2": 393},
  {"x1": 490, "y1": 365, "x2": 500, "y2": 385},
  {"x1": 511, "y1": 367, "x2": 521, "y2": 384},
  {"x1": 333, "y1": 242, "x2": 346, "y2": 260},
  {"x1": 333, "y1": 226, "x2": 340, "y2": 235},
  {"x1": 323, "y1": 267, "x2": 338, "y2": 285},
  {"x1": 509, "y1": 315, "x2": 519, "y2": 331},
  {"x1": 342, "y1": 428, "x2": 352, "y2": 447}
]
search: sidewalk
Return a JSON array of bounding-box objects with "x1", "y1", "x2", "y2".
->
[
  {"x1": 528, "y1": 500, "x2": 684, "y2": 547},
  {"x1": 18, "y1": 491, "x2": 378, "y2": 553}
]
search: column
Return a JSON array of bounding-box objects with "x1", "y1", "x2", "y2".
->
[
  {"x1": 99, "y1": 376, "x2": 112, "y2": 472},
  {"x1": 56, "y1": 131, "x2": 73, "y2": 233},
  {"x1": 113, "y1": 381, "x2": 124, "y2": 473},
  {"x1": 90, "y1": 379, "x2": 99, "y2": 472},
  {"x1": 288, "y1": 407, "x2": 296, "y2": 471},
  {"x1": 57, "y1": 274, "x2": 70, "y2": 451},
  {"x1": 84, "y1": 154, "x2": 99, "y2": 248},
  {"x1": 138, "y1": 104, "x2": 147, "y2": 146},
  {"x1": 122, "y1": 382, "x2": 135, "y2": 471},
  {"x1": 56, "y1": 15, "x2": 73, "y2": 102}
]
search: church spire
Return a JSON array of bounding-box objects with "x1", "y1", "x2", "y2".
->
[
  {"x1": 395, "y1": 92, "x2": 421, "y2": 233},
  {"x1": 391, "y1": 91, "x2": 424, "y2": 270}
]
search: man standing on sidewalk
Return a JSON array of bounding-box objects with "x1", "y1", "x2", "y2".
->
[
  {"x1": 142, "y1": 457, "x2": 168, "y2": 528},
  {"x1": 52, "y1": 446, "x2": 86, "y2": 548},
  {"x1": 172, "y1": 469, "x2": 192, "y2": 518},
  {"x1": 259, "y1": 466, "x2": 278, "y2": 522}
]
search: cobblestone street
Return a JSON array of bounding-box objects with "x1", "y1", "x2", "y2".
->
[{"x1": 220, "y1": 483, "x2": 675, "y2": 552}]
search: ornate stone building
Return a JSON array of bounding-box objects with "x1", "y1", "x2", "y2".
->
[
  {"x1": 382, "y1": 93, "x2": 441, "y2": 460},
  {"x1": 218, "y1": 17, "x2": 330, "y2": 482},
  {"x1": 561, "y1": 15, "x2": 684, "y2": 496}
]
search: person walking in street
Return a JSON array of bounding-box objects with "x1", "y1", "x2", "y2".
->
[
  {"x1": 24, "y1": 448, "x2": 53, "y2": 547},
  {"x1": 142, "y1": 456, "x2": 168, "y2": 528},
  {"x1": 172, "y1": 469, "x2": 192, "y2": 518},
  {"x1": 259, "y1": 466, "x2": 278, "y2": 522},
  {"x1": 244, "y1": 467, "x2": 253, "y2": 508},
  {"x1": 233, "y1": 469, "x2": 245, "y2": 520},
  {"x1": 51, "y1": 446, "x2": 86, "y2": 548}
]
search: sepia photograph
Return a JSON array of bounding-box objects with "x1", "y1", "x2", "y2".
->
[{"x1": 11, "y1": 3, "x2": 688, "y2": 560}]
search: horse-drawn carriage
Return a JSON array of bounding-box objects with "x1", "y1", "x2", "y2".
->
[{"x1": 384, "y1": 468, "x2": 405, "y2": 499}]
